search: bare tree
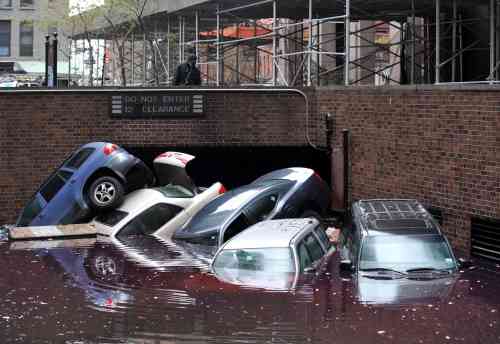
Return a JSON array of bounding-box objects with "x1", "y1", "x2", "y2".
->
[{"x1": 101, "y1": 0, "x2": 163, "y2": 86}]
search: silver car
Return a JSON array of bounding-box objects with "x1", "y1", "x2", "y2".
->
[
  {"x1": 173, "y1": 167, "x2": 332, "y2": 246},
  {"x1": 212, "y1": 218, "x2": 335, "y2": 290}
]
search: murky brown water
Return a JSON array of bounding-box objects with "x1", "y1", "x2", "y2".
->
[{"x1": 0, "y1": 234, "x2": 499, "y2": 344}]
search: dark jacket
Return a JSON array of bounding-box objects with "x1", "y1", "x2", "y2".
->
[{"x1": 174, "y1": 62, "x2": 201, "y2": 86}]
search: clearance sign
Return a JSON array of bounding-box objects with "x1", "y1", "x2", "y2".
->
[{"x1": 110, "y1": 93, "x2": 205, "y2": 118}]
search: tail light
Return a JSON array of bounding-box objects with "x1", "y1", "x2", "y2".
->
[
  {"x1": 103, "y1": 143, "x2": 118, "y2": 155},
  {"x1": 218, "y1": 184, "x2": 227, "y2": 194},
  {"x1": 313, "y1": 171, "x2": 322, "y2": 180}
]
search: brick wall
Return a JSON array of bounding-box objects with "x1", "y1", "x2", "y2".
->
[
  {"x1": 318, "y1": 85, "x2": 500, "y2": 254},
  {"x1": 2, "y1": 86, "x2": 500, "y2": 255},
  {"x1": 0, "y1": 89, "x2": 324, "y2": 224}
]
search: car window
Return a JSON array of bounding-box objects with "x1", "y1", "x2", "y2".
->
[
  {"x1": 214, "y1": 248, "x2": 294, "y2": 273},
  {"x1": 298, "y1": 242, "x2": 313, "y2": 272},
  {"x1": 64, "y1": 148, "x2": 95, "y2": 169},
  {"x1": 243, "y1": 194, "x2": 278, "y2": 222},
  {"x1": 39, "y1": 172, "x2": 67, "y2": 202},
  {"x1": 17, "y1": 196, "x2": 44, "y2": 226},
  {"x1": 304, "y1": 233, "x2": 324, "y2": 262},
  {"x1": 117, "y1": 203, "x2": 182, "y2": 237},
  {"x1": 155, "y1": 184, "x2": 194, "y2": 198},
  {"x1": 314, "y1": 225, "x2": 331, "y2": 250},
  {"x1": 95, "y1": 209, "x2": 129, "y2": 227},
  {"x1": 58, "y1": 170, "x2": 73, "y2": 182},
  {"x1": 223, "y1": 212, "x2": 251, "y2": 243}
]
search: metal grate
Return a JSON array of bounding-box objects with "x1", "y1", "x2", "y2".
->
[{"x1": 471, "y1": 217, "x2": 500, "y2": 262}]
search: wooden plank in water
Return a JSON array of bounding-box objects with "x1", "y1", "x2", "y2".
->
[
  {"x1": 9, "y1": 238, "x2": 97, "y2": 250},
  {"x1": 9, "y1": 224, "x2": 97, "y2": 241}
]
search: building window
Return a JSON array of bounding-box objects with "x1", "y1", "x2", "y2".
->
[
  {"x1": 0, "y1": 0, "x2": 12, "y2": 8},
  {"x1": 20, "y1": 0, "x2": 34, "y2": 8},
  {"x1": 20, "y1": 21, "x2": 34, "y2": 57},
  {"x1": 0, "y1": 21, "x2": 10, "y2": 56}
]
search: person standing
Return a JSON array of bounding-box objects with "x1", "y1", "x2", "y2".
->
[{"x1": 174, "y1": 54, "x2": 201, "y2": 86}]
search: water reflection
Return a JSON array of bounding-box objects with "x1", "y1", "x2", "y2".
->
[{"x1": 1, "y1": 237, "x2": 500, "y2": 343}]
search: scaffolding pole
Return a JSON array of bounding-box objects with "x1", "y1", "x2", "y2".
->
[
  {"x1": 452, "y1": 0, "x2": 457, "y2": 82},
  {"x1": 195, "y1": 11, "x2": 200, "y2": 62},
  {"x1": 435, "y1": 0, "x2": 440, "y2": 84},
  {"x1": 490, "y1": 0, "x2": 495, "y2": 83},
  {"x1": 345, "y1": 0, "x2": 351, "y2": 85},
  {"x1": 272, "y1": 0, "x2": 277, "y2": 86},
  {"x1": 217, "y1": 4, "x2": 221, "y2": 86},
  {"x1": 167, "y1": 17, "x2": 171, "y2": 83},
  {"x1": 411, "y1": 0, "x2": 416, "y2": 84},
  {"x1": 307, "y1": 0, "x2": 313, "y2": 86}
]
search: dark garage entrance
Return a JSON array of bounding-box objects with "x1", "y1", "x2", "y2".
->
[{"x1": 126, "y1": 146, "x2": 332, "y2": 190}]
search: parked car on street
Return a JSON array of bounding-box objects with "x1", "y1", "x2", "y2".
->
[
  {"x1": 173, "y1": 167, "x2": 331, "y2": 246},
  {"x1": 91, "y1": 151, "x2": 226, "y2": 239},
  {"x1": 339, "y1": 199, "x2": 460, "y2": 277},
  {"x1": 16, "y1": 142, "x2": 154, "y2": 227},
  {"x1": 212, "y1": 218, "x2": 335, "y2": 290}
]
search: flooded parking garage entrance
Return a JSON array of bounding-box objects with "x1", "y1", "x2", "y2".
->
[
  {"x1": 125, "y1": 146, "x2": 332, "y2": 190},
  {"x1": 1, "y1": 236, "x2": 500, "y2": 343}
]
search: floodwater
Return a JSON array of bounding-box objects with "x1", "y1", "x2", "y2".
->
[{"x1": 0, "y1": 233, "x2": 499, "y2": 344}]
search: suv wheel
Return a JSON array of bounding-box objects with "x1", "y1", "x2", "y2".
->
[{"x1": 88, "y1": 176, "x2": 124, "y2": 210}]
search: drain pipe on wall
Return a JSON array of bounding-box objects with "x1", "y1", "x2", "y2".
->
[{"x1": 342, "y1": 129, "x2": 351, "y2": 214}]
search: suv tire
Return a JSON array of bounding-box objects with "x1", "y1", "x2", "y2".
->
[{"x1": 88, "y1": 176, "x2": 124, "y2": 211}]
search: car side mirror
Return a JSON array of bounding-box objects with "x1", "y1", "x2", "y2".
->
[{"x1": 458, "y1": 257, "x2": 472, "y2": 269}]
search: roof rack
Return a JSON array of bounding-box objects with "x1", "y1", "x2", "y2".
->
[{"x1": 356, "y1": 199, "x2": 437, "y2": 233}]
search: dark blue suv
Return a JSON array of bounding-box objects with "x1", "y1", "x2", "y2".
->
[{"x1": 16, "y1": 142, "x2": 154, "y2": 227}]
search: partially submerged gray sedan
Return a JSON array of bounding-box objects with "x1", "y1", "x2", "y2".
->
[{"x1": 172, "y1": 167, "x2": 331, "y2": 246}]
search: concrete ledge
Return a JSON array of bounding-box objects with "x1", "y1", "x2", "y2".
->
[{"x1": 9, "y1": 224, "x2": 97, "y2": 240}]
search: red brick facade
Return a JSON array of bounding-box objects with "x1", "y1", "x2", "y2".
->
[
  {"x1": 318, "y1": 86, "x2": 500, "y2": 253},
  {"x1": 1, "y1": 86, "x2": 499, "y2": 255}
]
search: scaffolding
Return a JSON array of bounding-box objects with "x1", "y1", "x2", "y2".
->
[{"x1": 69, "y1": 0, "x2": 500, "y2": 87}]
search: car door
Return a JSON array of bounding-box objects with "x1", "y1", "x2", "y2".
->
[
  {"x1": 35, "y1": 167, "x2": 82, "y2": 225},
  {"x1": 297, "y1": 232, "x2": 326, "y2": 272},
  {"x1": 16, "y1": 193, "x2": 47, "y2": 226}
]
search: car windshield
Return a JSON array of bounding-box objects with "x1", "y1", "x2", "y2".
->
[
  {"x1": 154, "y1": 184, "x2": 194, "y2": 198},
  {"x1": 182, "y1": 187, "x2": 260, "y2": 234},
  {"x1": 359, "y1": 235, "x2": 457, "y2": 272},
  {"x1": 213, "y1": 248, "x2": 296, "y2": 289},
  {"x1": 94, "y1": 209, "x2": 129, "y2": 227}
]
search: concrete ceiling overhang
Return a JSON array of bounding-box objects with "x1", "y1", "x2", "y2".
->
[
  {"x1": 73, "y1": 0, "x2": 491, "y2": 37},
  {"x1": 169, "y1": 0, "x2": 489, "y2": 20}
]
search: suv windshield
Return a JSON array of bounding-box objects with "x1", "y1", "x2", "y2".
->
[{"x1": 359, "y1": 235, "x2": 457, "y2": 272}]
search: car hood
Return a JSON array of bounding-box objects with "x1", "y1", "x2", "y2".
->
[{"x1": 355, "y1": 273, "x2": 458, "y2": 305}]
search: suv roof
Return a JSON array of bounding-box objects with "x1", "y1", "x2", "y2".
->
[
  {"x1": 222, "y1": 218, "x2": 318, "y2": 250},
  {"x1": 353, "y1": 199, "x2": 440, "y2": 236}
]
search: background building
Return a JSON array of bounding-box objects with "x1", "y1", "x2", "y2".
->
[{"x1": 0, "y1": 0, "x2": 72, "y2": 86}]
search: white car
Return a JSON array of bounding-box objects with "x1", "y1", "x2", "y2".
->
[{"x1": 91, "y1": 152, "x2": 225, "y2": 239}]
